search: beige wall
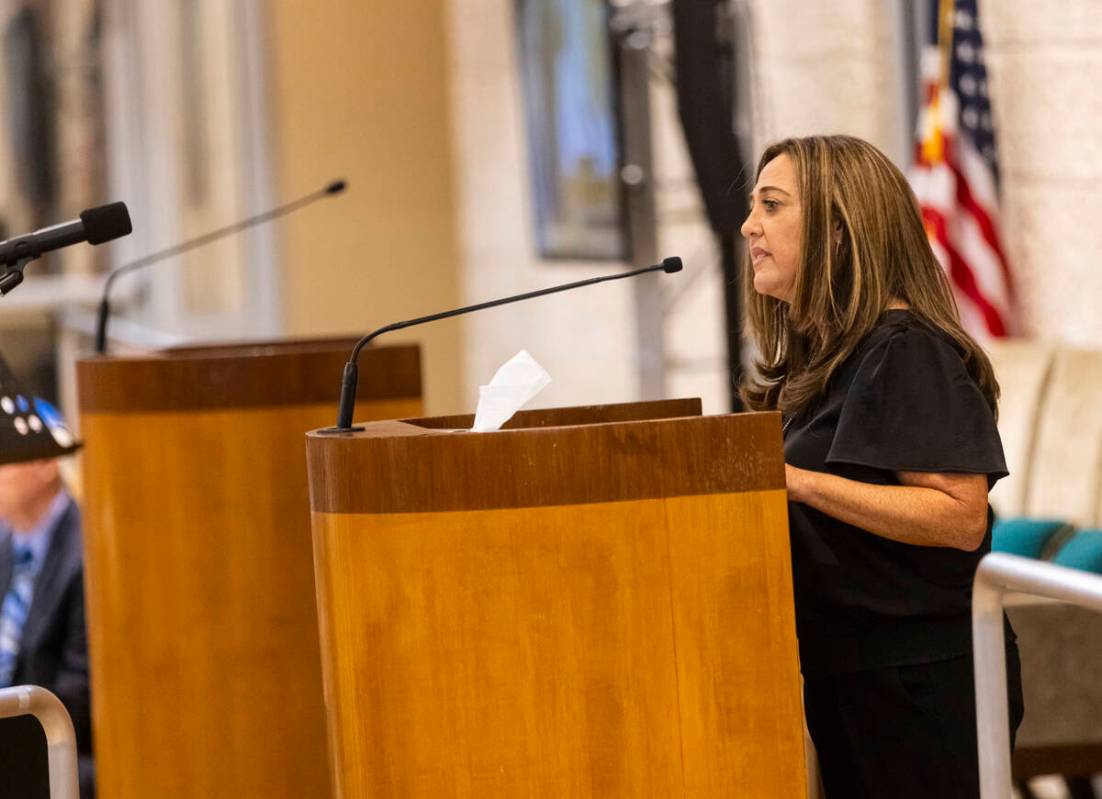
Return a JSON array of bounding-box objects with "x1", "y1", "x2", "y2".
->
[
  {"x1": 980, "y1": 0, "x2": 1102, "y2": 346},
  {"x1": 266, "y1": 0, "x2": 465, "y2": 414},
  {"x1": 445, "y1": 0, "x2": 731, "y2": 414},
  {"x1": 444, "y1": 0, "x2": 641, "y2": 412},
  {"x1": 745, "y1": 0, "x2": 907, "y2": 165},
  {"x1": 746, "y1": 0, "x2": 1102, "y2": 349}
]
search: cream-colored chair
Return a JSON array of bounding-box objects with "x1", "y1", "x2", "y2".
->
[
  {"x1": 985, "y1": 340, "x2": 1054, "y2": 519},
  {"x1": 1095, "y1": 474, "x2": 1102, "y2": 530},
  {"x1": 1024, "y1": 348, "x2": 1102, "y2": 527},
  {"x1": 1001, "y1": 348, "x2": 1102, "y2": 791}
]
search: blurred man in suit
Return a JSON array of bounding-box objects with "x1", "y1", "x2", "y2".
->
[{"x1": 0, "y1": 456, "x2": 93, "y2": 797}]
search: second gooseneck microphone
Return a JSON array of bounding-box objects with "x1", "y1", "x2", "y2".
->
[
  {"x1": 325, "y1": 256, "x2": 684, "y2": 432},
  {"x1": 93, "y1": 179, "x2": 347, "y2": 354}
]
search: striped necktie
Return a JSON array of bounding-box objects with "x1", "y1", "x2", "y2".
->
[{"x1": 0, "y1": 545, "x2": 36, "y2": 687}]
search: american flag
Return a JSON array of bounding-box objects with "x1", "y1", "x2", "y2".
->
[{"x1": 910, "y1": 0, "x2": 1015, "y2": 337}]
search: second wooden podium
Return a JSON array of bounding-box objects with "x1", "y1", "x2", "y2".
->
[
  {"x1": 78, "y1": 340, "x2": 421, "y2": 799},
  {"x1": 306, "y1": 400, "x2": 806, "y2": 798}
]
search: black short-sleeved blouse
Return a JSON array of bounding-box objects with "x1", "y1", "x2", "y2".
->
[{"x1": 783, "y1": 309, "x2": 1008, "y2": 674}]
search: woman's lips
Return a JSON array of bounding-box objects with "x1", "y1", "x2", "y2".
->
[{"x1": 751, "y1": 247, "x2": 771, "y2": 265}]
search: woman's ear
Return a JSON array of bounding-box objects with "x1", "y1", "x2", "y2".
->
[{"x1": 832, "y1": 218, "x2": 843, "y2": 248}]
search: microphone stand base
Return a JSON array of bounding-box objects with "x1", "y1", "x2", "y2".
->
[{"x1": 315, "y1": 426, "x2": 366, "y2": 435}]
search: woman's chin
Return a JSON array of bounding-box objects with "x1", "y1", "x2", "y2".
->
[{"x1": 753, "y1": 275, "x2": 784, "y2": 300}]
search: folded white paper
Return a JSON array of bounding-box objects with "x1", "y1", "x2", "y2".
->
[{"x1": 471, "y1": 350, "x2": 552, "y2": 432}]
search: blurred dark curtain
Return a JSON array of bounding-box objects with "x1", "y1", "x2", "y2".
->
[
  {"x1": 671, "y1": 0, "x2": 748, "y2": 409},
  {"x1": 5, "y1": 5, "x2": 57, "y2": 216}
]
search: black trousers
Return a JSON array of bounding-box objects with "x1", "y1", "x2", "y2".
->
[{"x1": 804, "y1": 644, "x2": 1024, "y2": 799}]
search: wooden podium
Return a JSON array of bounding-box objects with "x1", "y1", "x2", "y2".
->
[
  {"x1": 306, "y1": 400, "x2": 806, "y2": 798},
  {"x1": 77, "y1": 340, "x2": 421, "y2": 799}
]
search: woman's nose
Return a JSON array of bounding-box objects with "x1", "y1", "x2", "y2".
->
[{"x1": 740, "y1": 211, "x2": 757, "y2": 239}]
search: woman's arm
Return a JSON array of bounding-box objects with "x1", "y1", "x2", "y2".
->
[{"x1": 784, "y1": 465, "x2": 990, "y2": 550}]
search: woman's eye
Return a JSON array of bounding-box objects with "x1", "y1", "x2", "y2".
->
[{"x1": 763, "y1": 200, "x2": 779, "y2": 212}]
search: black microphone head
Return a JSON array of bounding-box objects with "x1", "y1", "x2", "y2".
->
[
  {"x1": 81, "y1": 202, "x2": 133, "y2": 245},
  {"x1": 325, "y1": 179, "x2": 348, "y2": 195},
  {"x1": 662, "y1": 257, "x2": 683, "y2": 274}
]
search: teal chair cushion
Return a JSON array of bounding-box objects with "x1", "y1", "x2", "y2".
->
[
  {"x1": 1052, "y1": 530, "x2": 1102, "y2": 574},
  {"x1": 991, "y1": 517, "x2": 1069, "y2": 559}
]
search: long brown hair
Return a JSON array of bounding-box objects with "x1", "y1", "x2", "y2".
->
[{"x1": 740, "y1": 135, "x2": 999, "y2": 419}]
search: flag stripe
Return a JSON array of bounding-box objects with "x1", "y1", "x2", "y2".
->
[
  {"x1": 950, "y1": 210, "x2": 1013, "y2": 319},
  {"x1": 923, "y1": 207, "x2": 1007, "y2": 336},
  {"x1": 944, "y1": 144, "x2": 1014, "y2": 293}
]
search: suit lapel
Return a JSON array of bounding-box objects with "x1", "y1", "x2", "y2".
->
[{"x1": 18, "y1": 499, "x2": 78, "y2": 658}]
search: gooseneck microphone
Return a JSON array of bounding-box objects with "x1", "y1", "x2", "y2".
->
[
  {"x1": 0, "y1": 202, "x2": 133, "y2": 295},
  {"x1": 326, "y1": 256, "x2": 684, "y2": 432},
  {"x1": 93, "y1": 179, "x2": 348, "y2": 354}
]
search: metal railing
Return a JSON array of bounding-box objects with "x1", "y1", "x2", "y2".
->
[
  {"x1": 0, "y1": 685, "x2": 79, "y2": 798},
  {"x1": 973, "y1": 552, "x2": 1102, "y2": 799}
]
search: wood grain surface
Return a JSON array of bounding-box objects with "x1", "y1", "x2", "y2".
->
[
  {"x1": 78, "y1": 342, "x2": 420, "y2": 412},
  {"x1": 402, "y1": 397, "x2": 702, "y2": 430},
  {"x1": 78, "y1": 343, "x2": 421, "y2": 799},
  {"x1": 307, "y1": 409, "x2": 784, "y2": 514},
  {"x1": 308, "y1": 407, "x2": 805, "y2": 798},
  {"x1": 312, "y1": 493, "x2": 804, "y2": 798}
]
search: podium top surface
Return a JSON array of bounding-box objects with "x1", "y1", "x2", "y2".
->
[
  {"x1": 306, "y1": 400, "x2": 785, "y2": 514},
  {"x1": 77, "y1": 340, "x2": 420, "y2": 413},
  {"x1": 154, "y1": 335, "x2": 363, "y2": 358}
]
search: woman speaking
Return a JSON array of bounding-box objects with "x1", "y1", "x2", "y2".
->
[{"x1": 739, "y1": 135, "x2": 1023, "y2": 798}]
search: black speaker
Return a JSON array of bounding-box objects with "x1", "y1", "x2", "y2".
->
[
  {"x1": 4, "y1": 8, "x2": 57, "y2": 212},
  {"x1": 671, "y1": 0, "x2": 749, "y2": 407}
]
